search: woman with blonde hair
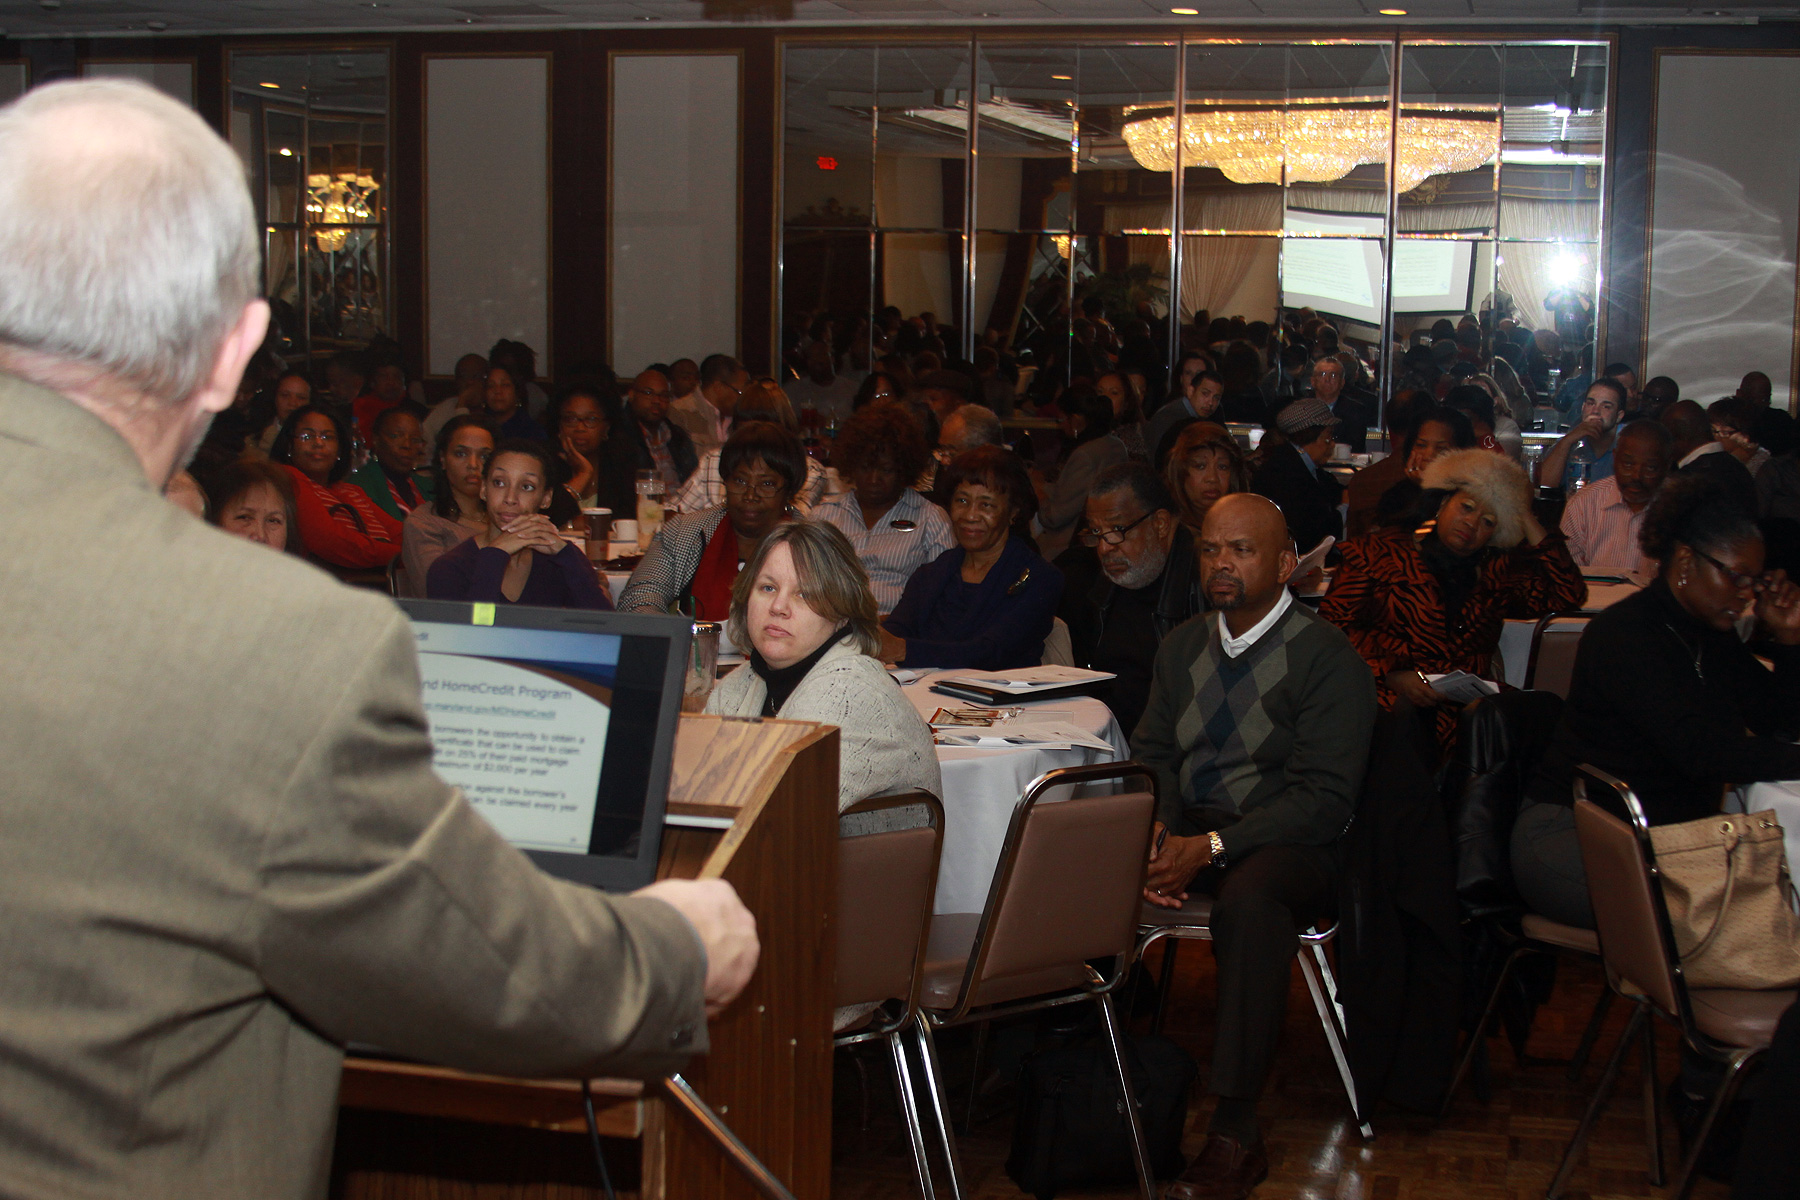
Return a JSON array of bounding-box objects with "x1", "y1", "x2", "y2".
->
[
  {"x1": 1163, "y1": 421, "x2": 1249, "y2": 537},
  {"x1": 706, "y1": 521, "x2": 941, "y2": 810}
]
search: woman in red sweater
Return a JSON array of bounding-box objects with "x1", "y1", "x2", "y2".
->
[{"x1": 270, "y1": 404, "x2": 402, "y2": 570}]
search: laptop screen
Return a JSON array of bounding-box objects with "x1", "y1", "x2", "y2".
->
[{"x1": 397, "y1": 600, "x2": 692, "y2": 891}]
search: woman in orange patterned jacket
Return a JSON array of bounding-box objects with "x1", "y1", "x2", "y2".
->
[{"x1": 1320, "y1": 449, "x2": 1585, "y2": 752}]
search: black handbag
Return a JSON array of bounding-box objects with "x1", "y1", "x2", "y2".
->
[{"x1": 1005, "y1": 1033, "x2": 1195, "y2": 1199}]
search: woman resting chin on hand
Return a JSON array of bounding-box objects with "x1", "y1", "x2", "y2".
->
[{"x1": 425, "y1": 438, "x2": 612, "y2": 610}]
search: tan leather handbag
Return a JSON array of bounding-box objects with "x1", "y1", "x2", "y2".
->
[{"x1": 1648, "y1": 810, "x2": 1800, "y2": 990}]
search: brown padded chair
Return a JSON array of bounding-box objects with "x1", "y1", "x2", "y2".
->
[
  {"x1": 1521, "y1": 611, "x2": 1589, "y2": 698},
  {"x1": 1136, "y1": 897, "x2": 1371, "y2": 1139},
  {"x1": 1550, "y1": 765, "x2": 1798, "y2": 1200},
  {"x1": 833, "y1": 792, "x2": 955, "y2": 1200},
  {"x1": 916, "y1": 762, "x2": 1160, "y2": 1200}
]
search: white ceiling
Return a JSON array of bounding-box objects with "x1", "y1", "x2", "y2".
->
[{"x1": 0, "y1": 0, "x2": 1785, "y2": 38}]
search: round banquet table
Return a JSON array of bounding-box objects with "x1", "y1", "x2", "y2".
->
[
  {"x1": 1495, "y1": 578, "x2": 1641, "y2": 688},
  {"x1": 899, "y1": 670, "x2": 1129, "y2": 914}
]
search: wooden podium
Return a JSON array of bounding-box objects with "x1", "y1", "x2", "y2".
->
[{"x1": 333, "y1": 715, "x2": 840, "y2": 1200}]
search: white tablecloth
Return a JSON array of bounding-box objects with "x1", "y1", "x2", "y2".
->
[
  {"x1": 1733, "y1": 782, "x2": 1800, "y2": 882},
  {"x1": 1498, "y1": 579, "x2": 1640, "y2": 688},
  {"x1": 900, "y1": 671, "x2": 1128, "y2": 914}
]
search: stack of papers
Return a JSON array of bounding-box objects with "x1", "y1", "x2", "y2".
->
[
  {"x1": 933, "y1": 722, "x2": 1115, "y2": 752},
  {"x1": 938, "y1": 665, "x2": 1117, "y2": 694},
  {"x1": 1425, "y1": 672, "x2": 1500, "y2": 704}
]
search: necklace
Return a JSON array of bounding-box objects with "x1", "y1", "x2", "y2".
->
[{"x1": 1663, "y1": 621, "x2": 1704, "y2": 681}]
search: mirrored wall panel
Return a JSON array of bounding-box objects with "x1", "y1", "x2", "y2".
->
[
  {"x1": 229, "y1": 51, "x2": 391, "y2": 363},
  {"x1": 782, "y1": 36, "x2": 1609, "y2": 433}
]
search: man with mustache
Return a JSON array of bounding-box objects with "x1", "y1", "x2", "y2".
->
[
  {"x1": 1133, "y1": 493, "x2": 1376, "y2": 1200},
  {"x1": 1560, "y1": 419, "x2": 1673, "y2": 580}
]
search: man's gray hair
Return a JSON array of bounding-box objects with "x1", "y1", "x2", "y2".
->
[
  {"x1": 0, "y1": 79, "x2": 259, "y2": 409},
  {"x1": 948, "y1": 404, "x2": 1003, "y2": 451}
]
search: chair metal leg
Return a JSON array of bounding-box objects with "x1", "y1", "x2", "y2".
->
[
  {"x1": 1546, "y1": 1001, "x2": 1647, "y2": 1200},
  {"x1": 960, "y1": 1019, "x2": 989, "y2": 1134},
  {"x1": 1637, "y1": 1006, "x2": 1662, "y2": 1187},
  {"x1": 886, "y1": 1030, "x2": 938, "y2": 1200},
  {"x1": 1566, "y1": 987, "x2": 1616, "y2": 1083},
  {"x1": 1309, "y1": 940, "x2": 1349, "y2": 1033},
  {"x1": 1095, "y1": 991, "x2": 1156, "y2": 1200},
  {"x1": 1151, "y1": 936, "x2": 1178, "y2": 1036},
  {"x1": 1442, "y1": 944, "x2": 1530, "y2": 1118},
  {"x1": 910, "y1": 1014, "x2": 967, "y2": 1200},
  {"x1": 1668, "y1": 1048, "x2": 1763, "y2": 1200},
  {"x1": 1298, "y1": 947, "x2": 1372, "y2": 1140}
]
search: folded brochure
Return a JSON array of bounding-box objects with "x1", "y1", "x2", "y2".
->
[
  {"x1": 1425, "y1": 671, "x2": 1500, "y2": 704},
  {"x1": 936, "y1": 665, "x2": 1117, "y2": 694},
  {"x1": 933, "y1": 721, "x2": 1116, "y2": 752}
]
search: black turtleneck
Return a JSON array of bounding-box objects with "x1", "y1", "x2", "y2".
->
[
  {"x1": 1527, "y1": 576, "x2": 1800, "y2": 825},
  {"x1": 1418, "y1": 531, "x2": 1480, "y2": 629},
  {"x1": 749, "y1": 627, "x2": 847, "y2": 716}
]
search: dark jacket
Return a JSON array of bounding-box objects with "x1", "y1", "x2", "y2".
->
[
  {"x1": 1250, "y1": 441, "x2": 1344, "y2": 555},
  {"x1": 1675, "y1": 445, "x2": 1758, "y2": 520},
  {"x1": 615, "y1": 415, "x2": 699, "y2": 488},
  {"x1": 885, "y1": 536, "x2": 1063, "y2": 670},
  {"x1": 1054, "y1": 534, "x2": 1205, "y2": 738}
]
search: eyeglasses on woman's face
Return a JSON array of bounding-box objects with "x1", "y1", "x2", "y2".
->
[
  {"x1": 561, "y1": 413, "x2": 605, "y2": 429},
  {"x1": 725, "y1": 474, "x2": 786, "y2": 499},
  {"x1": 294, "y1": 429, "x2": 336, "y2": 446}
]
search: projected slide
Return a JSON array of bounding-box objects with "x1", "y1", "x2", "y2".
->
[
  {"x1": 1280, "y1": 210, "x2": 1475, "y2": 324},
  {"x1": 417, "y1": 651, "x2": 613, "y2": 853}
]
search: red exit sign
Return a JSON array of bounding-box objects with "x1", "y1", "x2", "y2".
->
[{"x1": 816, "y1": 156, "x2": 838, "y2": 170}]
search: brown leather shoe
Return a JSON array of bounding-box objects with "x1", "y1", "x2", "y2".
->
[{"x1": 1163, "y1": 1133, "x2": 1268, "y2": 1200}]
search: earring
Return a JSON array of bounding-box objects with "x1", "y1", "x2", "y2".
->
[{"x1": 1678, "y1": 570, "x2": 1689, "y2": 588}]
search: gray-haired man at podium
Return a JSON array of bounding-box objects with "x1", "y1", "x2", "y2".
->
[{"x1": 0, "y1": 79, "x2": 757, "y2": 1200}]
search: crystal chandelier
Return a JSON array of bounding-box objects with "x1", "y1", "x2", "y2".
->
[
  {"x1": 1121, "y1": 100, "x2": 1498, "y2": 193},
  {"x1": 304, "y1": 172, "x2": 380, "y2": 253}
]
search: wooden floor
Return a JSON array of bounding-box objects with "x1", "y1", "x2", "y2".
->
[{"x1": 829, "y1": 941, "x2": 1732, "y2": 1200}]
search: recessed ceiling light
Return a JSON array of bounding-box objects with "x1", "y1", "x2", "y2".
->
[
  {"x1": 260, "y1": 82, "x2": 280, "y2": 89},
  {"x1": 1170, "y1": 6, "x2": 1199, "y2": 11},
  {"x1": 1378, "y1": 7, "x2": 1406, "y2": 12},
  {"x1": 1051, "y1": 74, "x2": 1072, "y2": 80},
  {"x1": 278, "y1": 148, "x2": 293, "y2": 157}
]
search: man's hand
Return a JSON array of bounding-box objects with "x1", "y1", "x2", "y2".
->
[
  {"x1": 1386, "y1": 669, "x2": 1442, "y2": 708},
  {"x1": 1143, "y1": 823, "x2": 1212, "y2": 910},
  {"x1": 1757, "y1": 569, "x2": 1800, "y2": 645},
  {"x1": 635, "y1": 878, "x2": 760, "y2": 1018},
  {"x1": 1567, "y1": 416, "x2": 1604, "y2": 442}
]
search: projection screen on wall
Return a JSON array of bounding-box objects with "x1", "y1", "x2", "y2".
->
[{"x1": 1279, "y1": 209, "x2": 1475, "y2": 325}]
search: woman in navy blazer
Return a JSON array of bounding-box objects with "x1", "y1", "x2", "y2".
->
[{"x1": 880, "y1": 445, "x2": 1063, "y2": 670}]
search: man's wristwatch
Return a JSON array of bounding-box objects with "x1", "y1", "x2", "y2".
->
[{"x1": 1207, "y1": 830, "x2": 1228, "y2": 870}]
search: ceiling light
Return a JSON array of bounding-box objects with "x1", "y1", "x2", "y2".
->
[
  {"x1": 1378, "y1": 7, "x2": 1406, "y2": 13},
  {"x1": 260, "y1": 82, "x2": 280, "y2": 89},
  {"x1": 1051, "y1": 74, "x2": 1072, "y2": 80},
  {"x1": 278, "y1": 148, "x2": 292, "y2": 157},
  {"x1": 1170, "y1": 6, "x2": 1199, "y2": 12}
]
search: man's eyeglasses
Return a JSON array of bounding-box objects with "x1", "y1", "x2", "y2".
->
[
  {"x1": 1693, "y1": 545, "x2": 1768, "y2": 591},
  {"x1": 632, "y1": 387, "x2": 672, "y2": 401},
  {"x1": 1078, "y1": 510, "x2": 1154, "y2": 547},
  {"x1": 725, "y1": 476, "x2": 785, "y2": 499}
]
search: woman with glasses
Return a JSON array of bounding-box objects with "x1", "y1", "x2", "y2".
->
[
  {"x1": 269, "y1": 403, "x2": 403, "y2": 571},
  {"x1": 881, "y1": 445, "x2": 1063, "y2": 670},
  {"x1": 549, "y1": 384, "x2": 633, "y2": 513},
  {"x1": 1513, "y1": 474, "x2": 1800, "y2": 929},
  {"x1": 669, "y1": 382, "x2": 828, "y2": 515},
  {"x1": 617, "y1": 422, "x2": 807, "y2": 619},
  {"x1": 400, "y1": 415, "x2": 496, "y2": 598}
]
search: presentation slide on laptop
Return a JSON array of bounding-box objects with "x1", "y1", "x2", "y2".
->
[{"x1": 411, "y1": 623, "x2": 623, "y2": 855}]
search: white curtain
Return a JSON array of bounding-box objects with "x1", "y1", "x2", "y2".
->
[{"x1": 1496, "y1": 200, "x2": 1599, "y2": 333}]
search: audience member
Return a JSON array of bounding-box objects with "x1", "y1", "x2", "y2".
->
[
  {"x1": 1313, "y1": 356, "x2": 1374, "y2": 455},
  {"x1": 549, "y1": 383, "x2": 630, "y2": 514},
  {"x1": 1663, "y1": 398, "x2": 1758, "y2": 517},
  {"x1": 1259, "y1": 341, "x2": 1311, "y2": 412},
  {"x1": 850, "y1": 370, "x2": 901, "y2": 412},
  {"x1": 204, "y1": 459, "x2": 296, "y2": 554},
  {"x1": 355, "y1": 354, "x2": 409, "y2": 444},
  {"x1": 1343, "y1": 390, "x2": 1427, "y2": 538},
  {"x1": 1536, "y1": 376, "x2": 1625, "y2": 491},
  {"x1": 670, "y1": 354, "x2": 745, "y2": 456},
  {"x1": 674, "y1": 382, "x2": 828, "y2": 515},
  {"x1": 1320, "y1": 450, "x2": 1583, "y2": 751},
  {"x1": 480, "y1": 363, "x2": 547, "y2": 444},
  {"x1": 1249, "y1": 398, "x2": 1342, "y2": 556},
  {"x1": 1639, "y1": 374, "x2": 1680, "y2": 422},
  {"x1": 400, "y1": 415, "x2": 494, "y2": 598},
  {"x1": 882, "y1": 445, "x2": 1061, "y2": 669},
  {"x1": 1165, "y1": 420, "x2": 1249, "y2": 539},
  {"x1": 787, "y1": 339, "x2": 859, "y2": 425},
  {"x1": 1708, "y1": 395, "x2": 1771, "y2": 476},
  {"x1": 1737, "y1": 369, "x2": 1796, "y2": 455},
  {"x1": 425, "y1": 439, "x2": 611, "y2": 610},
  {"x1": 1444, "y1": 384, "x2": 1505, "y2": 456},
  {"x1": 1514, "y1": 474, "x2": 1800, "y2": 928},
  {"x1": 0, "y1": 79, "x2": 750, "y2": 1196},
  {"x1": 618, "y1": 421, "x2": 806, "y2": 618},
  {"x1": 707, "y1": 522, "x2": 941, "y2": 810},
  {"x1": 812, "y1": 403, "x2": 952, "y2": 613},
  {"x1": 1147, "y1": 369, "x2": 1224, "y2": 466},
  {"x1": 1056, "y1": 461, "x2": 1203, "y2": 737},
  {"x1": 1133, "y1": 493, "x2": 1376, "y2": 1200},
  {"x1": 1096, "y1": 370, "x2": 1148, "y2": 459},
  {"x1": 667, "y1": 357, "x2": 701, "y2": 410},
  {"x1": 421, "y1": 352, "x2": 487, "y2": 443},
  {"x1": 1560, "y1": 418, "x2": 1672, "y2": 579},
  {"x1": 348, "y1": 405, "x2": 432, "y2": 521},
  {"x1": 1036, "y1": 387, "x2": 1129, "y2": 560},
  {"x1": 928, "y1": 403, "x2": 1004, "y2": 509},
  {"x1": 251, "y1": 370, "x2": 312, "y2": 456},
  {"x1": 270, "y1": 403, "x2": 402, "y2": 570},
  {"x1": 323, "y1": 349, "x2": 369, "y2": 414},
  {"x1": 488, "y1": 338, "x2": 549, "y2": 420},
  {"x1": 616, "y1": 368, "x2": 698, "y2": 495}
]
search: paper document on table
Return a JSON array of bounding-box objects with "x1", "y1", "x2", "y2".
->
[
  {"x1": 1425, "y1": 671, "x2": 1500, "y2": 703},
  {"x1": 942, "y1": 665, "x2": 1117, "y2": 693},
  {"x1": 934, "y1": 722, "x2": 1115, "y2": 752},
  {"x1": 887, "y1": 668, "x2": 927, "y2": 684},
  {"x1": 1294, "y1": 536, "x2": 1335, "y2": 579}
]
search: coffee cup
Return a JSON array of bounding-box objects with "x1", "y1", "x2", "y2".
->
[
  {"x1": 612, "y1": 519, "x2": 639, "y2": 549},
  {"x1": 581, "y1": 508, "x2": 612, "y2": 561}
]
